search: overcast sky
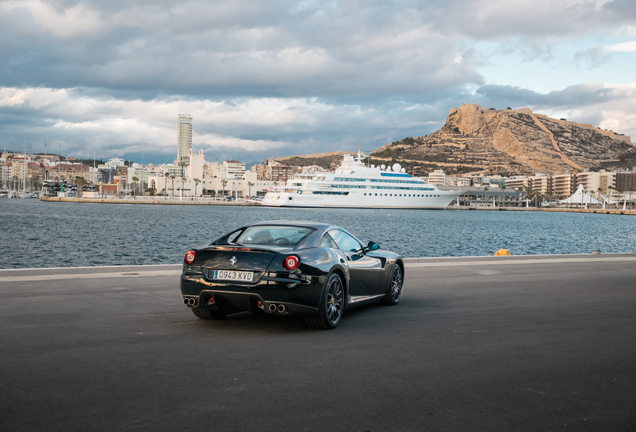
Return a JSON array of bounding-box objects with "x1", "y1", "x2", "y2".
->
[{"x1": 1, "y1": 0, "x2": 635, "y2": 165}]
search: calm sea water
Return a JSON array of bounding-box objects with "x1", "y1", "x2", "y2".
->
[{"x1": 1, "y1": 199, "x2": 635, "y2": 269}]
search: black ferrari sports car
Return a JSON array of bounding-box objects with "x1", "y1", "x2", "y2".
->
[{"x1": 180, "y1": 221, "x2": 404, "y2": 329}]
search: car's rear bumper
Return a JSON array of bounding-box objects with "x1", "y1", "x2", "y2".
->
[{"x1": 180, "y1": 275, "x2": 324, "y2": 316}]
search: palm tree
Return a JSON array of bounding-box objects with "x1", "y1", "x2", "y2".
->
[
  {"x1": 501, "y1": 185, "x2": 507, "y2": 208},
  {"x1": 163, "y1": 172, "x2": 170, "y2": 200},
  {"x1": 523, "y1": 185, "x2": 533, "y2": 207},
  {"x1": 517, "y1": 187, "x2": 523, "y2": 207},
  {"x1": 74, "y1": 176, "x2": 85, "y2": 198},
  {"x1": 483, "y1": 186, "x2": 489, "y2": 207},
  {"x1": 132, "y1": 176, "x2": 139, "y2": 199},
  {"x1": 170, "y1": 175, "x2": 176, "y2": 198},
  {"x1": 181, "y1": 176, "x2": 186, "y2": 198},
  {"x1": 221, "y1": 179, "x2": 228, "y2": 198},
  {"x1": 99, "y1": 169, "x2": 105, "y2": 199},
  {"x1": 248, "y1": 181, "x2": 254, "y2": 198},
  {"x1": 193, "y1": 178, "x2": 200, "y2": 199},
  {"x1": 466, "y1": 190, "x2": 472, "y2": 207}
]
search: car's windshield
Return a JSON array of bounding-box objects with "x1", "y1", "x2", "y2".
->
[{"x1": 235, "y1": 226, "x2": 314, "y2": 246}]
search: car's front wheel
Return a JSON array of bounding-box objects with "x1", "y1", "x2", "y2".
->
[
  {"x1": 306, "y1": 273, "x2": 344, "y2": 329},
  {"x1": 380, "y1": 264, "x2": 403, "y2": 305},
  {"x1": 191, "y1": 307, "x2": 226, "y2": 320}
]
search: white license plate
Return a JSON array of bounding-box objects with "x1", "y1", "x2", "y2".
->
[{"x1": 212, "y1": 270, "x2": 254, "y2": 281}]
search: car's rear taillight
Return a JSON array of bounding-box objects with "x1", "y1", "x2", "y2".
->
[
  {"x1": 184, "y1": 250, "x2": 196, "y2": 264},
  {"x1": 283, "y1": 255, "x2": 300, "y2": 270}
]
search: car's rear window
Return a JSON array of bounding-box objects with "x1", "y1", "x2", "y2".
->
[{"x1": 236, "y1": 226, "x2": 313, "y2": 246}]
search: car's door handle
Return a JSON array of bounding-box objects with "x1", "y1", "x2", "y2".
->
[{"x1": 346, "y1": 256, "x2": 351, "y2": 261}]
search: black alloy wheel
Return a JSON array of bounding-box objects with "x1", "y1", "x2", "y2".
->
[
  {"x1": 191, "y1": 307, "x2": 227, "y2": 320},
  {"x1": 381, "y1": 264, "x2": 403, "y2": 305},
  {"x1": 306, "y1": 273, "x2": 344, "y2": 329}
]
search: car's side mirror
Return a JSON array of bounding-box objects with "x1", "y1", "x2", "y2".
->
[
  {"x1": 368, "y1": 241, "x2": 380, "y2": 251},
  {"x1": 362, "y1": 241, "x2": 380, "y2": 254}
]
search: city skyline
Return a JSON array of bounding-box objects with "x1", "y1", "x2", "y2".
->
[{"x1": 0, "y1": 1, "x2": 635, "y2": 165}]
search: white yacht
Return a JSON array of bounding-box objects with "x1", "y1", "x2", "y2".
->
[{"x1": 262, "y1": 150, "x2": 462, "y2": 209}]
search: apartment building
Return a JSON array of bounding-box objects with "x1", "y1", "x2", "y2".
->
[
  {"x1": 505, "y1": 176, "x2": 528, "y2": 191},
  {"x1": 548, "y1": 173, "x2": 576, "y2": 198},
  {"x1": 427, "y1": 170, "x2": 446, "y2": 186}
]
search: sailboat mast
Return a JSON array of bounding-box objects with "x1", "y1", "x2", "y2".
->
[{"x1": 23, "y1": 129, "x2": 26, "y2": 196}]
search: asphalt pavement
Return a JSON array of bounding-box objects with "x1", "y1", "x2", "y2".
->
[{"x1": 1, "y1": 254, "x2": 635, "y2": 432}]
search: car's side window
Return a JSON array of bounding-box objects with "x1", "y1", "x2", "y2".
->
[
  {"x1": 329, "y1": 230, "x2": 361, "y2": 252},
  {"x1": 322, "y1": 232, "x2": 338, "y2": 249},
  {"x1": 227, "y1": 230, "x2": 242, "y2": 243}
]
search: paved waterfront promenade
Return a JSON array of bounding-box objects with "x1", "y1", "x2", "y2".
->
[
  {"x1": 2, "y1": 255, "x2": 636, "y2": 431},
  {"x1": 40, "y1": 196, "x2": 259, "y2": 205}
]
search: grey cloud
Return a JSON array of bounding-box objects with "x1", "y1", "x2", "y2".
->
[
  {"x1": 573, "y1": 46, "x2": 611, "y2": 70},
  {"x1": 5, "y1": 0, "x2": 617, "y2": 101},
  {"x1": 475, "y1": 82, "x2": 624, "y2": 109}
]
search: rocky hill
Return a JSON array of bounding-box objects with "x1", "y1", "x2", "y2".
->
[
  {"x1": 268, "y1": 151, "x2": 356, "y2": 170},
  {"x1": 371, "y1": 104, "x2": 635, "y2": 176}
]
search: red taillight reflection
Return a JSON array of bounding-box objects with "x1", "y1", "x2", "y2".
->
[
  {"x1": 283, "y1": 255, "x2": 300, "y2": 270},
  {"x1": 185, "y1": 250, "x2": 196, "y2": 264}
]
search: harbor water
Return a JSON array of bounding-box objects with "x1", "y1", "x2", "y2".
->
[{"x1": 1, "y1": 199, "x2": 635, "y2": 269}]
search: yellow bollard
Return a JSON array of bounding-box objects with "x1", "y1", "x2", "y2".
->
[{"x1": 494, "y1": 249, "x2": 510, "y2": 256}]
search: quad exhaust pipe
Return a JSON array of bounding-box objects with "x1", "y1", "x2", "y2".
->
[
  {"x1": 268, "y1": 303, "x2": 287, "y2": 313},
  {"x1": 183, "y1": 297, "x2": 197, "y2": 307}
]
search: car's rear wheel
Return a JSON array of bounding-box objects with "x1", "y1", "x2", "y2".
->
[
  {"x1": 380, "y1": 264, "x2": 403, "y2": 305},
  {"x1": 306, "y1": 273, "x2": 344, "y2": 329},
  {"x1": 191, "y1": 307, "x2": 227, "y2": 320}
]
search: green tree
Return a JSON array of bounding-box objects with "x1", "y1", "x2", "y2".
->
[
  {"x1": 221, "y1": 179, "x2": 228, "y2": 198},
  {"x1": 181, "y1": 176, "x2": 186, "y2": 198},
  {"x1": 483, "y1": 186, "x2": 489, "y2": 207},
  {"x1": 248, "y1": 181, "x2": 254, "y2": 198},
  {"x1": 163, "y1": 172, "x2": 170, "y2": 200},
  {"x1": 193, "y1": 178, "x2": 200, "y2": 199},
  {"x1": 132, "y1": 176, "x2": 139, "y2": 199},
  {"x1": 170, "y1": 175, "x2": 176, "y2": 198}
]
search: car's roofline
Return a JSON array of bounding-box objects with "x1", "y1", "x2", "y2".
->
[{"x1": 249, "y1": 220, "x2": 334, "y2": 230}]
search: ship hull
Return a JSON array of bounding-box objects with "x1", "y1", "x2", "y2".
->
[{"x1": 261, "y1": 190, "x2": 461, "y2": 209}]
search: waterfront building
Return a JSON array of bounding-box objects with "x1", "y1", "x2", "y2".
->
[
  {"x1": 528, "y1": 174, "x2": 549, "y2": 195},
  {"x1": 576, "y1": 170, "x2": 615, "y2": 196},
  {"x1": 615, "y1": 172, "x2": 636, "y2": 192},
  {"x1": 427, "y1": 170, "x2": 446, "y2": 186},
  {"x1": 506, "y1": 176, "x2": 528, "y2": 191},
  {"x1": 97, "y1": 158, "x2": 126, "y2": 171},
  {"x1": 548, "y1": 172, "x2": 576, "y2": 198},
  {"x1": 0, "y1": 161, "x2": 11, "y2": 189},
  {"x1": 224, "y1": 160, "x2": 247, "y2": 179},
  {"x1": 177, "y1": 114, "x2": 193, "y2": 167},
  {"x1": 455, "y1": 177, "x2": 471, "y2": 187},
  {"x1": 251, "y1": 163, "x2": 292, "y2": 182}
]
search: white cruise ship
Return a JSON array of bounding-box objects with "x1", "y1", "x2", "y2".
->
[{"x1": 262, "y1": 150, "x2": 462, "y2": 209}]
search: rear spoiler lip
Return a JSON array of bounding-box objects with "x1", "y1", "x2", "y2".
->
[{"x1": 202, "y1": 245, "x2": 294, "y2": 253}]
